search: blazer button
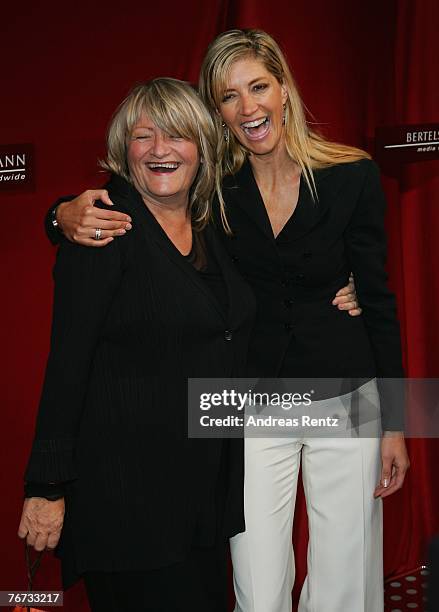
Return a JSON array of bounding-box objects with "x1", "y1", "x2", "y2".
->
[
  {"x1": 281, "y1": 278, "x2": 290, "y2": 288},
  {"x1": 224, "y1": 330, "x2": 233, "y2": 341},
  {"x1": 231, "y1": 255, "x2": 239, "y2": 263},
  {"x1": 296, "y1": 273, "x2": 305, "y2": 283},
  {"x1": 284, "y1": 298, "x2": 293, "y2": 308},
  {"x1": 284, "y1": 323, "x2": 293, "y2": 332}
]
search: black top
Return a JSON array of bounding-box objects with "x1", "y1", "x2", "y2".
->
[
  {"x1": 31, "y1": 174, "x2": 256, "y2": 587},
  {"x1": 27, "y1": 225, "x2": 229, "y2": 501},
  {"x1": 185, "y1": 233, "x2": 228, "y2": 316},
  {"x1": 44, "y1": 158, "x2": 405, "y2": 432},
  {"x1": 213, "y1": 158, "x2": 404, "y2": 430}
]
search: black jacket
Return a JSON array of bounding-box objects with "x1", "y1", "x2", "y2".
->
[
  {"x1": 30, "y1": 174, "x2": 255, "y2": 586},
  {"x1": 44, "y1": 159, "x2": 405, "y2": 432},
  {"x1": 213, "y1": 158, "x2": 404, "y2": 430}
]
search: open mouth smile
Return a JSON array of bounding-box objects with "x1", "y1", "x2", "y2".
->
[
  {"x1": 146, "y1": 162, "x2": 181, "y2": 174},
  {"x1": 240, "y1": 117, "x2": 270, "y2": 140}
]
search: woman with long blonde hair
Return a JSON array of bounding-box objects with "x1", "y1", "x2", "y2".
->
[{"x1": 197, "y1": 29, "x2": 409, "y2": 612}]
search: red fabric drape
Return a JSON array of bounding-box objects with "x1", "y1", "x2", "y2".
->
[
  {"x1": 377, "y1": 0, "x2": 439, "y2": 579},
  {"x1": 1, "y1": 2, "x2": 437, "y2": 610}
]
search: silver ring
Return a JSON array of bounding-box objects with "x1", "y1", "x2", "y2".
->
[{"x1": 94, "y1": 228, "x2": 102, "y2": 241}]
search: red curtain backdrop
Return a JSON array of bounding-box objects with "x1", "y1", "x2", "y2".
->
[
  {"x1": 367, "y1": 0, "x2": 439, "y2": 582},
  {"x1": 1, "y1": 1, "x2": 438, "y2": 610}
]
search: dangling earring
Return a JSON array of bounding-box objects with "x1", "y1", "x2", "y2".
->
[
  {"x1": 222, "y1": 122, "x2": 229, "y2": 143},
  {"x1": 282, "y1": 103, "x2": 286, "y2": 126}
]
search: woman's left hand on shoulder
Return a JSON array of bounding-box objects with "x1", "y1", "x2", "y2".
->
[{"x1": 374, "y1": 432, "x2": 410, "y2": 498}]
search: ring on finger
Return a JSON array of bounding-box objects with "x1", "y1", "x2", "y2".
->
[{"x1": 94, "y1": 228, "x2": 102, "y2": 241}]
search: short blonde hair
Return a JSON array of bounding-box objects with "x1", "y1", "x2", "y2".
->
[
  {"x1": 101, "y1": 78, "x2": 217, "y2": 230},
  {"x1": 199, "y1": 29, "x2": 370, "y2": 217}
]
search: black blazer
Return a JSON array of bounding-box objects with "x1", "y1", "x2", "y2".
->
[
  {"x1": 29, "y1": 175, "x2": 255, "y2": 586},
  {"x1": 214, "y1": 158, "x2": 404, "y2": 430}
]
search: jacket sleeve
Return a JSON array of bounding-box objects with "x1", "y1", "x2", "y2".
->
[
  {"x1": 344, "y1": 160, "x2": 405, "y2": 431},
  {"x1": 24, "y1": 238, "x2": 122, "y2": 483},
  {"x1": 45, "y1": 197, "x2": 77, "y2": 245}
]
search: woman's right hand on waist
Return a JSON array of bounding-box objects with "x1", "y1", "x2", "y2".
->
[
  {"x1": 57, "y1": 190, "x2": 132, "y2": 247},
  {"x1": 18, "y1": 497, "x2": 65, "y2": 552}
]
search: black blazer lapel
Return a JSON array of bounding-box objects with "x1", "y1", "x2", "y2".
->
[
  {"x1": 106, "y1": 174, "x2": 228, "y2": 323},
  {"x1": 224, "y1": 158, "x2": 337, "y2": 244},
  {"x1": 223, "y1": 159, "x2": 275, "y2": 242},
  {"x1": 205, "y1": 224, "x2": 245, "y2": 327},
  {"x1": 281, "y1": 170, "x2": 330, "y2": 242}
]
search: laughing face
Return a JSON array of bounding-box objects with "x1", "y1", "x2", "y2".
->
[
  {"x1": 219, "y1": 56, "x2": 288, "y2": 157},
  {"x1": 127, "y1": 113, "x2": 200, "y2": 207}
]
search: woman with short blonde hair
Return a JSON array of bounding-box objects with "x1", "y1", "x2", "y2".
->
[
  {"x1": 102, "y1": 78, "x2": 216, "y2": 231},
  {"x1": 19, "y1": 77, "x2": 256, "y2": 612}
]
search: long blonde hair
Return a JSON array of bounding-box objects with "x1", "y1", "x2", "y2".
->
[
  {"x1": 199, "y1": 29, "x2": 370, "y2": 230},
  {"x1": 101, "y1": 78, "x2": 217, "y2": 231}
]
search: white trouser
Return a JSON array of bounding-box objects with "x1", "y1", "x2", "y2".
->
[{"x1": 231, "y1": 383, "x2": 383, "y2": 612}]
